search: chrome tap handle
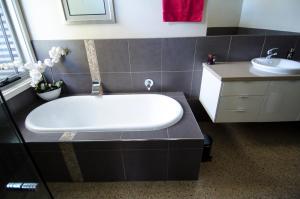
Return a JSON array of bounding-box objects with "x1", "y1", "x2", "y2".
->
[{"x1": 267, "y1": 48, "x2": 279, "y2": 55}]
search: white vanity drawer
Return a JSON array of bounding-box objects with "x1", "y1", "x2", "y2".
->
[
  {"x1": 221, "y1": 81, "x2": 268, "y2": 96},
  {"x1": 215, "y1": 109, "x2": 259, "y2": 122},
  {"x1": 218, "y1": 96, "x2": 264, "y2": 110}
]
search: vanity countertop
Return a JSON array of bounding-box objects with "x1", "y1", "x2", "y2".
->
[{"x1": 203, "y1": 62, "x2": 300, "y2": 81}]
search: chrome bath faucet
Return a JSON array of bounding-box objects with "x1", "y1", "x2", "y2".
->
[
  {"x1": 91, "y1": 80, "x2": 103, "y2": 95},
  {"x1": 266, "y1": 48, "x2": 279, "y2": 59}
]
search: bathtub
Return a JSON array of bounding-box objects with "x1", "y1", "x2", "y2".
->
[{"x1": 25, "y1": 94, "x2": 184, "y2": 134}]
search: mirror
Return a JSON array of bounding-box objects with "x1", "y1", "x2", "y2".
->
[
  {"x1": 61, "y1": 0, "x2": 115, "y2": 24},
  {"x1": 206, "y1": 0, "x2": 300, "y2": 36}
]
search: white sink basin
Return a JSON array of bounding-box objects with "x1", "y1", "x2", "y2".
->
[{"x1": 251, "y1": 58, "x2": 300, "y2": 74}]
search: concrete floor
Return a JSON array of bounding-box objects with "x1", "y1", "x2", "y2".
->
[{"x1": 48, "y1": 122, "x2": 300, "y2": 199}]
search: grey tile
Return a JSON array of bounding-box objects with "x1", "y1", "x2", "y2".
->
[
  {"x1": 31, "y1": 151, "x2": 72, "y2": 182},
  {"x1": 206, "y1": 27, "x2": 238, "y2": 36},
  {"x1": 73, "y1": 141, "x2": 122, "y2": 151},
  {"x1": 27, "y1": 143, "x2": 61, "y2": 152},
  {"x1": 162, "y1": 38, "x2": 196, "y2": 71},
  {"x1": 168, "y1": 113, "x2": 204, "y2": 139},
  {"x1": 58, "y1": 73, "x2": 92, "y2": 94},
  {"x1": 168, "y1": 95, "x2": 192, "y2": 113},
  {"x1": 101, "y1": 73, "x2": 133, "y2": 93},
  {"x1": 129, "y1": 39, "x2": 162, "y2": 72},
  {"x1": 228, "y1": 35, "x2": 265, "y2": 61},
  {"x1": 237, "y1": 27, "x2": 266, "y2": 35},
  {"x1": 168, "y1": 149, "x2": 202, "y2": 180},
  {"x1": 161, "y1": 91, "x2": 185, "y2": 97},
  {"x1": 294, "y1": 37, "x2": 300, "y2": 61},
  {"x1": 95, "y1": 39, "x2": 130, "y2": 72},
  {"x1": 195, "y1": 36, "x2": 231, "y2": 69},
  {"x1": 262, "y1": 35, "x2": 298, "y2": 58},
  {"x1": 121, "y1": 129, "x2": 168, "y2": 140},
  {"x1": 32, "y1": 40, "x2": 90, "y2": 74},
  {"x1": 74, "y1": 132, "x2": 122, "y2": 141},
  {"x1": 131, "y1": 72, "x2": 161, "y2": 92},
  {"x1": 122, "y1": 140, "x2": 168, "y2": 150},
  {"x1": 6, "y1": 89, "x2": 37, "y2": 114},
  {"x1": 190, "y1": 70, "x2": 203, "y2": 99},
  {"x1": 123, "y1": 150, "x2": 168, "y2": 180},
  {"x1": 169, "y1": 140, "x2": 204, "y2": 149},
  {"x1": 264, "y1": 29, "x2": 300, "y2": 36},
  {"x1": 162, "y1": 71, "x2": 192, "y2": 96},
  {"x1": 75, "y1": 150, "x2": 124, "y2": 181}
]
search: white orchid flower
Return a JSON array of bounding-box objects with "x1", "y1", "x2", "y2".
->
[
  {"x1": 29, "y1": 69, "x2": 42, "y2": 87},
  {"x1": 49, "y1": 47, "x2": 57, "y2": 59},
  {"x1": 44, "y1": 58, "x2": 54, "y2": 67},
  {"x1": 23, "y1": 62, "x2": 36, "y2": 70},
  {"x1": 52, "y1": 57, "x2": 60, "y2": 63},
  {"x1": 36, "y1": 61, "x2": 47, "y2": 73}
]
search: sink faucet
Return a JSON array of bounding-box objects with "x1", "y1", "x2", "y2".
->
[
  {"x1": 91, "y1": 80, "x2": 103, "y2": 95},
  {"x1": 266, "y1": 48, "x2": 278, "y2": 59}
]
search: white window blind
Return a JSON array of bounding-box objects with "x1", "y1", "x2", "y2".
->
[{"x1": 0, "y1": 3, "x2": 20, "y2": 64}]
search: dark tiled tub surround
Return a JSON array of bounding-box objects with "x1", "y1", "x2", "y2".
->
[
  {"x1": 32, "y1": 35, "x2": 300, "y2": 101},
  {"x1": 16, "y1": 92, "x2": 204, "y2": 181}
]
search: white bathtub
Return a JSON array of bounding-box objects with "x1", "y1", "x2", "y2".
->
[{"x1": 25, "y1": 94, "x2": 184, "y2": 134}]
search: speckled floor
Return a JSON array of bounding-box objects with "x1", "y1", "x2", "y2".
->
[{"x1": 48, "y1": 122, "x2": 300, "y2": 199}]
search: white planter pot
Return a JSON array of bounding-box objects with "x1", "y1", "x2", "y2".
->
[{"x1": 37, "y1": 88, "x2": 62, "y2": 101}]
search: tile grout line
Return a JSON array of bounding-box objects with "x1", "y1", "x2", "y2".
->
[
  {"x1": 160, "y1": 38, "x2": 163, "y2": 93},
  {"x1": 120, "y1": 149, "x2": 127, "y2": 180},
  {"x1": 189, "y1": 38, "x2": 198, "y2": 99},
  {"x1": 166, "y1": 141, "x2": 170, "y2": 180},
  {"x1": 101, "y1": 70, "x2": 196, "y2": 74},
  {"x1": 225, "y1": 36, "x2": 233, "y2": 61},
  {"x1": 293, "y1": 36, "x2": 299, "y2": 50},
  {"x1": 127, "y1": 40, "x2": 134, "y2": 90},
  {"x1": 259, "y1": 34, "x2": 267, "y2": 57}
]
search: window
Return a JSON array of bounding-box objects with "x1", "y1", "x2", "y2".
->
[
  {"x1": 0, "y1": 0, "x2": 35, "y2": 90},
  {"x1": 0, "y1": 3, "x2": 20, "y2": 63},
  {"x1": 0, "y1": 1, "x2": 23, "y2": 87}
]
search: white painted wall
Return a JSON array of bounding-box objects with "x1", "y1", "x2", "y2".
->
[
  {"x1": 239, "y1": 0, "x2": 300, "y2": 33},
  {"x1": 20, "y1": 0, "x2": 207, "y2": 40},
  {"x1": 207, "y1": 0, "x2": 243, "y2": 27}
]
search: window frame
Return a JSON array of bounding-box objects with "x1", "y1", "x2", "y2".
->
[
  {"x1": 61, "y1": 0, "x2": 116, "y2": 24},
  {"x1": 0, "y1": 0, "x2": 22, "y2": 68},
  {"x1": 1, "y1": 0, "x2": 36, "y2": 100}
]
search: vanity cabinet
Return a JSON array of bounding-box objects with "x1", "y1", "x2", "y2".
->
[{"x1": 200, "y1": 66, "x2": 300, "y2": 123}]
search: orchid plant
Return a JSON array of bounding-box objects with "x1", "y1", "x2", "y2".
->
[{"x1": 23, "y1": 47, "x2": 68, "y2": 93}]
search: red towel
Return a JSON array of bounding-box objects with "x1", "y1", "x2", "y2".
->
[{"x1": 163, "y1": 0, "x2": 204, "y2": 22}]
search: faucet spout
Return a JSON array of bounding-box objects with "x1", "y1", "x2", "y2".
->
[
  {"x1": 91, "y1": 80, "x2": 103, "y2": 95},
  {"x1": 266, "y1": 48, "x2": 279, "y2": 59}
]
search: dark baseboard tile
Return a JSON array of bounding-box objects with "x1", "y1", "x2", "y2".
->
[
  {"x1": 207, "y1": 27, "x2": 300, "y2": 36},
  {"x1": 206, "y1": 27, "x2": 239, "y2": 36}
]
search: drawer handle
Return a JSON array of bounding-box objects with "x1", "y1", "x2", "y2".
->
[
  {"x1": 239, "y1": 95, "x2": 249, "y2": 98},
  {"x1": 233, "y1": 109, "x2": 246, "y2": 112}
]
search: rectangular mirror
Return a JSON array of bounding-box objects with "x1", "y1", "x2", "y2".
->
[
  {"x1": 206, "y1": 0, "x2": 300, "y2": 36},
  {"x1": 61, "y1": 0, "x2": 115, "y2": 24}
]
